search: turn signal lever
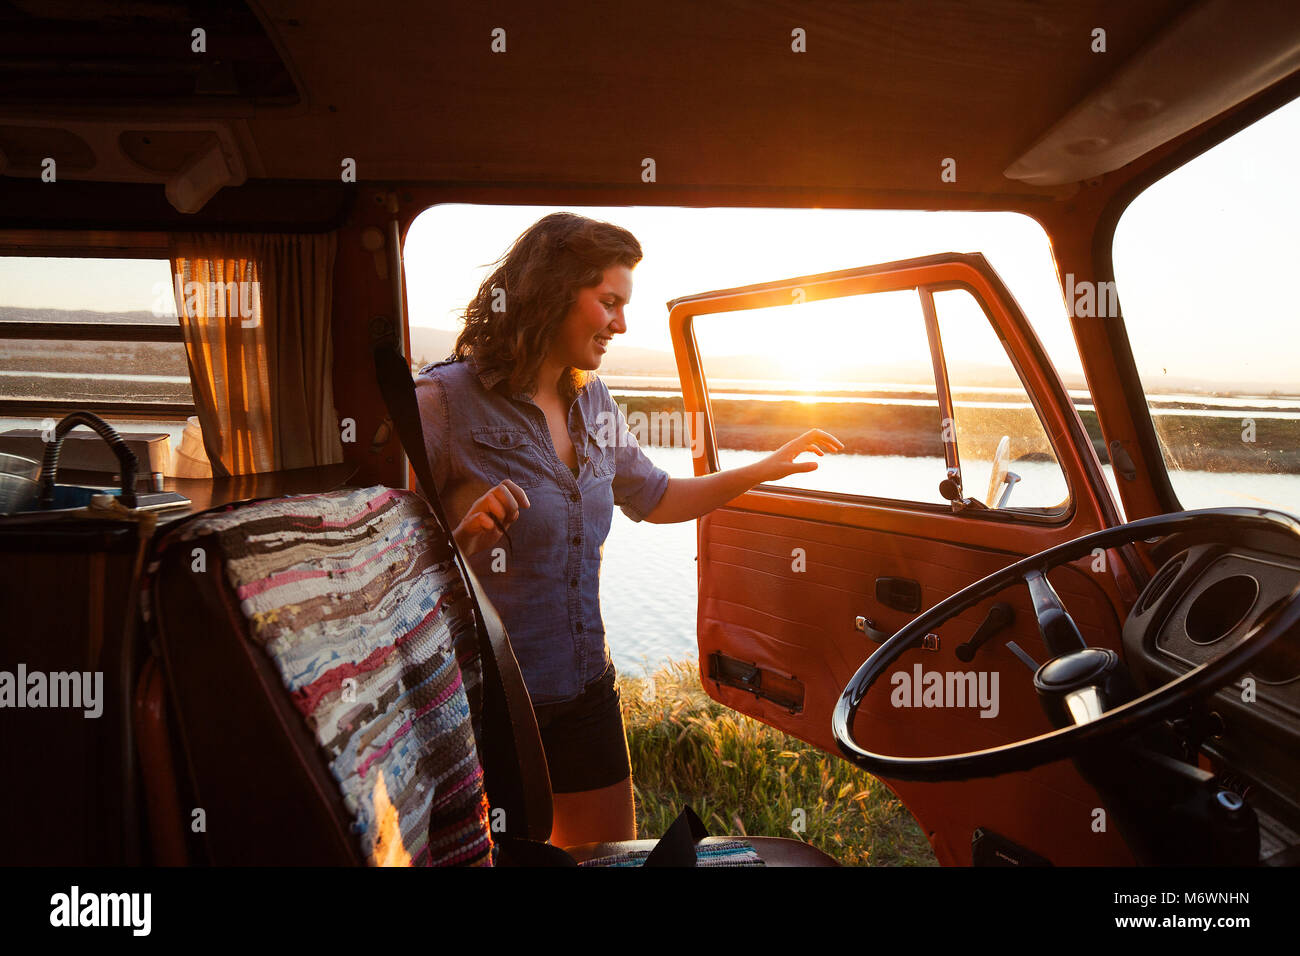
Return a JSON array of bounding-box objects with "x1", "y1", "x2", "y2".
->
[{"x1": 954, "y1": 602, "x2": 1015, "y2": 662}]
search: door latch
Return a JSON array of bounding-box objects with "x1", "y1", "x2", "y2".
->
[{"x1": 876, "y1": 576, "x2": 922, "y2": 613}]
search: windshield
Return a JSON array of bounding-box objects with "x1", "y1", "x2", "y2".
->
[{"x1": 1113, "y1": 96, "x2": 1300, "y2": 516}]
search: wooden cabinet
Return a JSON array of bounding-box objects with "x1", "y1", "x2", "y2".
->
[
  {"x1": 0, "y1": 519, "x2": 145, "y2": 864},
  {"x1": 0, "y1": 462, "x2": 356, "y2": 864}
]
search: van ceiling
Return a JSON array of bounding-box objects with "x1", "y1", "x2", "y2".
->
[
  {"x1": 0, "y1": 0, "x2": 296, "y2": 103},
  {"x1": 1, "y1": 0, "x2": 1299, "y2": 208}
]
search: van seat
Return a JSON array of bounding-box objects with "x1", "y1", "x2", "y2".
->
[{"x1": 137, "y1": 486, "x2": 838, "y2": 866}]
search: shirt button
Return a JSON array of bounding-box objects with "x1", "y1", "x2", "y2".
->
[
  {"x1": 576, "y1": 622, "x2": 585, "y2": 632},
  {"x1": 569, "y1": 492, "x2": 580, "y2": 502},
  {"x1": 569, "y1": 577, "x2": 578, "y2": 588},
  {"x1": 572, "y1": 535, "x2": 581, "y2": 546}
]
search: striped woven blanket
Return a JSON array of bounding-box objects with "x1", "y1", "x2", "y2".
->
[
  {"x1": 153, "y1": 486, "x2": 493, "y2": 866},
  {"x1": 578, "y1": 840, "x2": 765, "y2": 867}
]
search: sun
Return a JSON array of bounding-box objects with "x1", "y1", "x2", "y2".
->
[{"x1": 786, "y1": 356, "x2": 826, "y2": 399}]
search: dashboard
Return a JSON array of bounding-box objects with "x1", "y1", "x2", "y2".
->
[{"x1": 1123, "y1": 533, "x2": 1300, "y2": 864}]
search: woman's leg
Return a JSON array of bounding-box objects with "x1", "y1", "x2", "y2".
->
[
  {"x1": 532, "y1": 662, "x2": 636, "y2": 846},
  {"x1": 549, "y1": 774, "x2": 636, "y2": 847}
]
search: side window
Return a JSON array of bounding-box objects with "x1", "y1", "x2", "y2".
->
[
  {"x1": 932, "y1": 288, "x2": 1069, "y2": 511},
  {"x1": 691, "y1": 288, "x2": 950, "y2": 506},
  {"x1": 0, "y1": 254, "x2": 202, "y2": 475},
  {"x1": 0, "y1": 256, "x2": 191, "y2": 409}
]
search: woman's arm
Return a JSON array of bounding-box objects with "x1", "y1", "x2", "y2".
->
[{"x1": 643, "y1": 428, "x2": 843, "y2": 524}]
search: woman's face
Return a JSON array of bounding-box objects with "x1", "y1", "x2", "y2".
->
[{"x1": 551, "y1": 264, "x2": 632, "y2": 370}]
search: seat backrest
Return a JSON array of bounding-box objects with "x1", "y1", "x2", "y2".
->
[{"x1": 140, "y1": 486, "x2": 496, "y2": 865}]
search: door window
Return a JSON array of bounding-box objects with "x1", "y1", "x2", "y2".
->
[
  {"x1": 932, "y1": 287, "x2": 1069, "y2": 511},
  {"x1": 691, "y1": 288, "x2": 950, "y2": 506},
  {"x1": 690, "y1": 279, "x2": 1071, "y2": 513}
]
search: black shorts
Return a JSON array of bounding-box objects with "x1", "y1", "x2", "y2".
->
[{"x1": 531, "y1": 662, "x2": 632, "y2": 794}]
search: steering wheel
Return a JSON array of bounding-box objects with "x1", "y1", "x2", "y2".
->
[{"x1": 832, "y1": 507, "x2": 1300, "y2": 781}]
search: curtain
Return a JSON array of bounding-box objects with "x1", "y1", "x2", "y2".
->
[{"x1": 169, "y1": 232, "x2": 344, "y2": 476}]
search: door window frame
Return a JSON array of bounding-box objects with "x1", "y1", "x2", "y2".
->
[{"x1": 669, "y1": 253, "x2": 1104, "y2": 530}]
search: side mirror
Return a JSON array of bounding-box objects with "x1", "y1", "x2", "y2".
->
[{"x1": 984, "y1": 435, "x2": 1021, "y2": 509}]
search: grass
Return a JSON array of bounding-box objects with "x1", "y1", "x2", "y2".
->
[{"x1": 617, "y1": 659, "x2": 937, "y2": 866}]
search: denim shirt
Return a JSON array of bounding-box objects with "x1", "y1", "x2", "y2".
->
[{"x1": 414, "y1": 354, "x2": 671, "y2": 704}]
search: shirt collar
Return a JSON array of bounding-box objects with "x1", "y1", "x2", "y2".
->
[
  {"x1": 468, "y1": 353, "x2": 588, "y2": 401},
  {"x1": 467, "y1": 352, "x2": 512, "y2": 394}
]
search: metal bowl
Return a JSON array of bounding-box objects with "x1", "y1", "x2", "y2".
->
[
  {"x1": 0, "y1": 452, "x2": 40, "y2": 481},
  {"x1": 0, "y1": 452, "x2": 41, "y2": 514},
  {"x1": 0, "y1": 475, "x2": 39, "y2": 514}
]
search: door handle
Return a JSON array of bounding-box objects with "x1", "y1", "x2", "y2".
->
[
  {"x1": 854, "y1": 616, "x2": 892, "y2": 643},
  {"x1": 855, "y1": 615, "x2": 940, "y2": 650}
]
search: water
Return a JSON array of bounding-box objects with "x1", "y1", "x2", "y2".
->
[
  {"x1": 0, "y1": 370, "x2": 189, "y2": 384},
  {"x1": 609, "y1": 382, "x2": 1300, "y2": 419}
]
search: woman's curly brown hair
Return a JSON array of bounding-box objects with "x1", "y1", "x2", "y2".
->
[{"x1": 451, "y1": 212, "x2": 642, "y2": 401}]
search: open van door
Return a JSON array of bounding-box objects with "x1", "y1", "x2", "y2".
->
[{"x1": 668, "y1": 252, "x2": 1141, "y2": 866}]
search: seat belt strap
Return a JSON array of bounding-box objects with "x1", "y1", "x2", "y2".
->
[
  {"x1": 643, "y1": 805, "x2": 710, "y2": 866},
  {"x1": 373, "y1": 344, "x2": 553, "y2": 844}
]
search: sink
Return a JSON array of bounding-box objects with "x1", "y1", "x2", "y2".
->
[
  {"x1": 2, "y1": 414, "x2": 189, "y2": 516},
  {"x1": 35, "y1": 484, "x2": 122, "y2": 510},
  {"x1": 6, "y1": 484, "x2": 190, "y2": 515}
]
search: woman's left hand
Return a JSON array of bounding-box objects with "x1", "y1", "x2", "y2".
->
[{"x1": 756, "y1": 429, "x2": 844, "y2": 482}]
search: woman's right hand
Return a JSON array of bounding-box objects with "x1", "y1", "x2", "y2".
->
[{"x1": 452, "y1": 479, "x2": 530, "y2": 556}]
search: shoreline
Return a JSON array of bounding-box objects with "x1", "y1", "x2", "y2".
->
[{"x1": 612, "y1": 392, "x2": 1300, "y2": 476}]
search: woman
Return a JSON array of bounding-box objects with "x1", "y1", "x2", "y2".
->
[{"x1": 414, "y1": 212, "x2": 842, "y2": 848}]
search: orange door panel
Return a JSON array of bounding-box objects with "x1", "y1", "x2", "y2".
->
[
  {"x1": 670, "y1": 253, "x2": 1140, "y2": 865},
  {"x1": 698, "y1": 507, "x2": 1134, "y2": 865}
]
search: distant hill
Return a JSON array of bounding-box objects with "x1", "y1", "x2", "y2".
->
[
  {"x1": 408, "y1": 327, "x2": 460, "y2": 367},
  {"x1": 0, "y1": 306, "x2": 174, "y2": 325}
]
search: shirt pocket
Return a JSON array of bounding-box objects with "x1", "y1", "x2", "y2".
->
[
  {"x1": 470, "y1": 425, "x2": 547, "y2": 490},
  {"x1": 584, "y1": 424, "x2": 617, "y2": 478}
]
